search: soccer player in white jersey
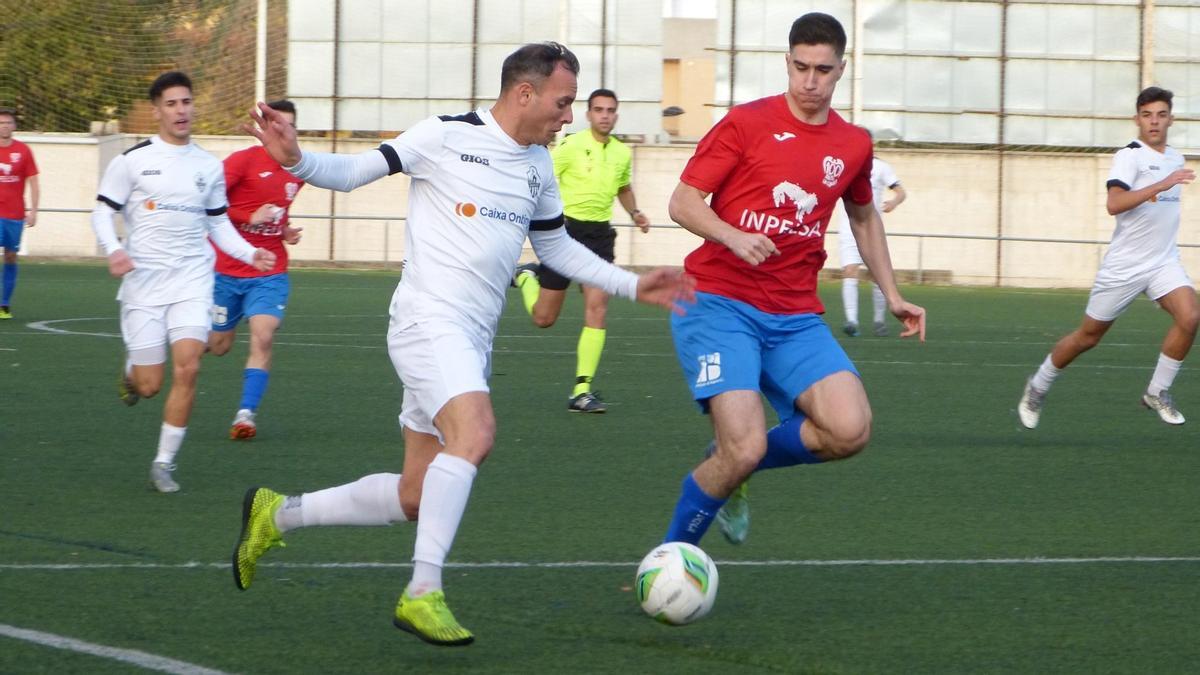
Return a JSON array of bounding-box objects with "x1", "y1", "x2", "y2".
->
[
  {"x1": 838, "y1": 134, "x2": 906, "y2": 337},
  {"x1": 229, "y1": 42, "x2": 694, "y2": 646},
  {"x1": 92, "y1": 71, "x2": 276, "y2": 492},
  {"x1": 1018, "y1": 86, "x2": 1198, "y2": 428}
]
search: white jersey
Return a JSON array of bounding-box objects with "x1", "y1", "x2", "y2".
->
[
  {"x1": 97, "y1": 136, "x2": 230, "y2": 305},
  {"x1": 838, "y1": 158, "x2": 901, "y2": 264},
  {"x1": 381, "y1": 109, "x2": 563, "y2": 336},
  {"x1": 1100, "y1": 141, "x2": 1186, "y2": 281}
]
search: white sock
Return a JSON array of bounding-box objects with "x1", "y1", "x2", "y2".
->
[
  {"x1": 408, "y1": 453, "x2": 478, "y2": 597},
  {"x1": 871, "y1": 284, "x2": 887, "y2": 323},
  {"x1": 1030, "y1": 355, "x2": 1061, "y2": 393},
  {"x1": 1148, "y1": 353, "x2": 1183, "y2": 396},
  {"x1": 153, "y1": 423, "x2": 186, "y2": 465},
  {"x1": 274, "y1": 473, "x2": 406, "y2": 533},
  {"x1": 842, "y1": 277, "x2": 859, "y2": 325}
]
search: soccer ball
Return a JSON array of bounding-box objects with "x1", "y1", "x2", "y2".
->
[{"x1": 634, "y1": 542, "x2": 719, "y2": 625}]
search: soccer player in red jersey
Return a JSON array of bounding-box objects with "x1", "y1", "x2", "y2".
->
[
  {"x1": 661, "y1": 13, "x2": 926, "y2": 546},
  {"x1": 0, "y1": 107, "x2": 40, "y2": 319},
  {"x1": 209, "y1": 100, "x2": 305, "y2": 440}
]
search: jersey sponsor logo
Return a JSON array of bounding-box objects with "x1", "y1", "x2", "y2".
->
[
  {"x1": 141, "y1": 169, "x2": 161, "y2": 176},
  {"x1": 144, "y1": 199, "x2": 206, "y2": 215},
  {"x1": 194, "y1": 172, "x2": 208, "y2": 194},
  {"x1": 695, "y1": 353, "x2": 722, "y2": 386},
  {"x1": 459, "y1": 153, "x2": 490, "y2": 166},
  {"x1": 453, "y1": 201, "x2": 531, "y2": 226},
  {"x1": 735, "y1": 181, "x2": 822, "y2": 238},
  {"x1": 526, "y1": 165, "x2": 541, "y2": 198},
  {"x1": 773, "y1": 132, "x2": 796, "y2": 141},
  {"x1": 821, "y1": 156, "x2": 844, "y2": 187}
]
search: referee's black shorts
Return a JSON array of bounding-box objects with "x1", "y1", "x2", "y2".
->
[{"x1": 537, "y1": 217, "x2": 617, "y2": 291}]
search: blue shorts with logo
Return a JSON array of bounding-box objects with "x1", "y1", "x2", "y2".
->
[
  {"x1": 670, "y1": 292, "x2": 858, "y2": 418},
  {"x1": 0, "y1": 218, "x2": 25, "y2": 251},
  {"x1": 212, "y1": 273, "x2": 290, "y2": 331}
]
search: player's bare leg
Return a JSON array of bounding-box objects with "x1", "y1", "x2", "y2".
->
[
  {"x1": 1020, "y1": 316, "x2": 1114, "y2": 428},
  {"x1": 1142, "y1": 287, "x2": 1200, "y2": 424}
]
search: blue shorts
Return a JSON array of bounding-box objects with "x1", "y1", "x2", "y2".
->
[
  {"x1": 0, "y1": 218, "x2": 24, "y2": 251},
  {"x1": 212, "y1": 273, "x2": 290, "y2": 331},
  {"x1": 671, "y1": 292, "x2": 858, "y2": 418}
]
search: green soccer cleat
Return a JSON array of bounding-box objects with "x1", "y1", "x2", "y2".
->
[
  {"x1": 0, "y1": 306, "x2": 11, "y2": 320},
  {"x1": 231, "y1": 487, "x2": 285, "y2": 590},
  {"x1": 393, "y1": 590, "x2": 475, "y2": 646},
  {"x1": 716, "y1": 481, "x2": 751, "y2": 545}
]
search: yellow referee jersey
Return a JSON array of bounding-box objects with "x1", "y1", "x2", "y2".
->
[{"x1": 551, "y1": 130, "x2": 632, "y2": 223}]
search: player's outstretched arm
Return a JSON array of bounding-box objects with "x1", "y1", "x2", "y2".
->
[{"x1": 1106, "y1": 168, "x2": 1194, "y2": 215}]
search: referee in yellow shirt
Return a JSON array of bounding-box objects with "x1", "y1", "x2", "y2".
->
[{"x1": 514, "y1": 88, "x2": 650, "y2": 413}]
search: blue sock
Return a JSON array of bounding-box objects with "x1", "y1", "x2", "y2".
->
[
  {"x1": 239, "y1": 368, "x2": 269, "y2": 411},
  {"x1": 758, "y1": 414, "x2": 824, "y2": 471},
  {"x1": 1, "y1": 262, "x2": 16, "y2": 306},
  {"x1": 663, "y1": 473, "x2": 726, "y2": 545}
]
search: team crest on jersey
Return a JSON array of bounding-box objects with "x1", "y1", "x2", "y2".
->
[
  {"x1": 194, "y1": 172, "x2": 207, "y2": 193},
  {"x1": 821, "y1": 156, "x2": 844, "y2": 187},
  {"x1": 526, "y1": 166, "x2": 541, "y2": 198},
  {"x1": 285, "y1": 182, "x2": 300, "y2": 201},
  {"x1": 8, "y1": 152, "x2": 21, "y2": 164}
]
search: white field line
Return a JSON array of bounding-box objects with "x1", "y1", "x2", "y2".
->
[
  {"x1": 2, "y1": 556, "x2": 1198, "y2": 572},
  {"x1": 0, "y1": 623, "x2": 231, "y2": 675}
]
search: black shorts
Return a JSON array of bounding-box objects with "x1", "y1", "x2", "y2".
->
[{"x1": 537, "y1": 217, "x2": 617, "y2": 291}]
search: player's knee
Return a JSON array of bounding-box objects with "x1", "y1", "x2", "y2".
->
[
  {"x1": 172, "y1": 358, "x2": 201, "y2": 384},
  {"x1": 208, "y1": 340, "x2": 232, "y2": 356},
  {"x1": 135, "y1": 381, "x2": 162, "y2": 398},
  {"x1": 823, "y1": 414, "x2": 871, "y2": 460},
  {"x1": 531, "y1": 312, "x2": 557, "y2": 328},
  {"x1": 718, "y1": 438, "x2": 768, "y2": 478},
  {"x1": 400, "y1": 493, "x2": 420, "y2": 521}
]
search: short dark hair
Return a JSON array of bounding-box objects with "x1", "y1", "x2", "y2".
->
[
  {"x1": 149, "y1": 71, "x2": 193, "y2": 103},
  {"x1": 587, "y1": 89, "x2": 618, "y2": 108},
  {"x1": 788, "y1": 13, "x2": 847, "y2": 59},
  {"x1": 267, "y1": 99, "x2": 296, "y2": 118},
  {"x1": 0, "y1": 107, "x2": 15, "y2": 122},
  {"x1": 1136, "y1": 86, "x2": 1173, "y2": 112},
  {"x1": 500, "y1": 42, "x2": 580, "y2": 92}
]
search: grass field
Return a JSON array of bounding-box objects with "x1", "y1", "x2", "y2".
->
[{"x1": 1, "y1": 261, "x2": 1198, "y2": 674}]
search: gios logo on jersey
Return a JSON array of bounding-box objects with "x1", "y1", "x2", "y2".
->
[
  {"x1": 194, "y1": 172, "x2": 208, "y2": 193},
  {"x1": 453, "y1": 201, "x2": 530, "y2": 226}
]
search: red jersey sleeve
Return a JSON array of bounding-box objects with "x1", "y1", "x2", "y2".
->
[
  {"x1": 679, "y1": 109, "x2": 744, "y2": 194},
  {"x1": 23, "y1": 145, "x2": 38, "y2": 178},
  {"x1": 845, "y1": 146, "x2": 873, "y2": 206},
  {"x1": 222, "y1": 149, "x2": 253, "y2": 225}
]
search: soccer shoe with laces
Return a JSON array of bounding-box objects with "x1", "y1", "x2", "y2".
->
[
  {"x1": 0, "y1": 306, "x2": 11, "y2": 320},
  {"x1": 149, "y1": 462, "x2": 179, "y2": 493},
  {"x1": 230, "y1": 408, "x2": 257, "y2": 440},
  {"x1": 1017, "y1": 377, "x2": 1046, "y2": 429},
  {"x1": 568, "y1": 391, "x2": 607, "y2": 413},
  {"x1": 1142, "y1": 391, "x2": 1185, "y2": 425},
  {"x1": 702, "y1": 441, "x2": 750, "y2": 545},
  {"x1": 231, "y1": 487, "x2": 286, "y2": 590},
  {"x1": 118, "y1": 373, "x2": 139, "y2": 407},
  {"x1": 511, "y1": 262, "x2": 539, "y2": 288},
  {"x1": 393, "y1": 590, "x2": 475, "y2": 646}
]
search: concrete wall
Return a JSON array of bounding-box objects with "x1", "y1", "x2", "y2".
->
[{"x1": 17, "y1": 133, "x2": 1200, "y2": 289}]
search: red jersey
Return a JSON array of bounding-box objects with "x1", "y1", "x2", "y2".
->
[
  {"x1": 213, "y1": 145, "x2": 304, "y2": 277},
  {"x1": 680, "y1": 95, "x2": 873, "y2": 315},
  {"x1": 0, "y1": 140, "x2": 39, "y2": 220}
]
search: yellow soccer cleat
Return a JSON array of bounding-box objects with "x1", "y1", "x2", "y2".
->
[
  {"x1": 393, "y1": 590, "x2": 475, "y2": 646},
  {"x1": 231, "y1": 487, "x2": 285, "y2": 590}
]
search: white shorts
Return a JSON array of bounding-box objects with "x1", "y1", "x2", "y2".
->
[
  {"x1": 387, "y1": 315, "x2": 491, "y2": 441},
  {"x1": 121, "y1": 299, "x2": 212, "y2": 365},
  {"x1": 839, "y1": 228, "x2": 863, "y2": 268},
  {"x1": 1085, "y1": 262, "x2": 1194, "y2": 322}
]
